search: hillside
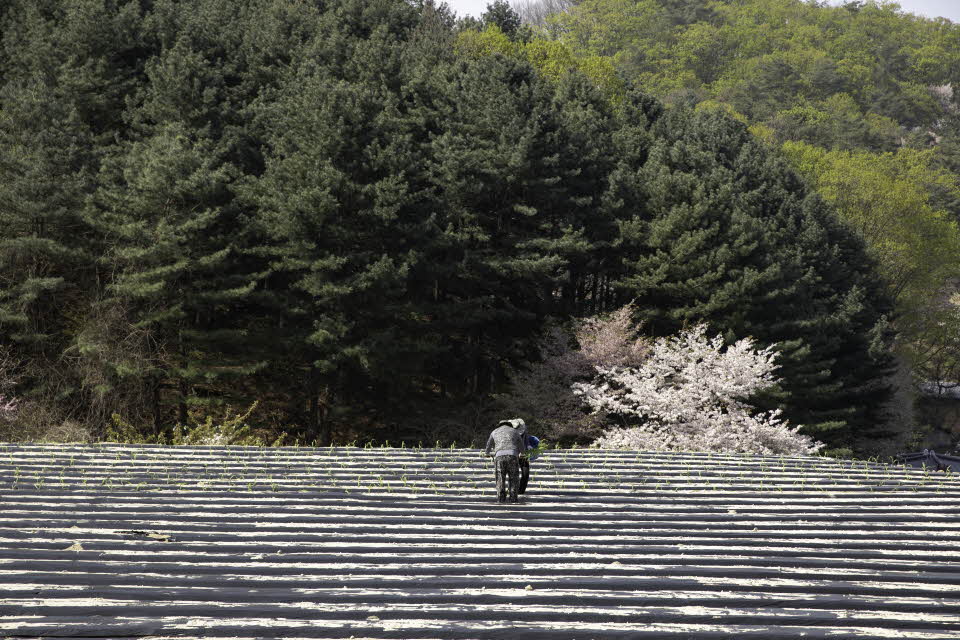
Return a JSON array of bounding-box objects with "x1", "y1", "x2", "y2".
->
[
  {"x1": 1, "y1": 444, "x2": 959, "y2": 638},
  {"x1": 496, "y1": 0, "x2": 960, "y2": 439},
  {"x1": 0, "y1": 0, "x2": 900, "y2": 452}
]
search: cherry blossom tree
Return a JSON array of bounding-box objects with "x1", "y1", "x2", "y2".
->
[
  {"x1": 498, "y1": 305, "x2": 650, "y2": 443},
  {"x1": 575, "y1": 304, "x2": 651, "y2": 369},
  {"x1": 0, "y1": 396, "x2": 15, "y2": 420},
  {"x1": 574, "y1": 324, "x2": 824, "y2": 455}
]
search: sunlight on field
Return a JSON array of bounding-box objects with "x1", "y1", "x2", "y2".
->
[{"x1": 0, "y1": 445, "x2": 958, "y2": 638}]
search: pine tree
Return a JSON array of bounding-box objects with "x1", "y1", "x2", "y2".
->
[
  {"x1": 245, "y1": 0, "x2": 432, "y2": 442},
  {"x1": 481, "y1": 0, "x2": 523, "y2": 39},
  {"x1": 423, "y1": 53, "x2": 588, "y2": 398},
  {"x1": 90, "y1": 123, "x2": 257, "y2": 430},
  {"x1": 547, "y1": 71, "x2": 618, "y2": 317},
  {"x1": 84, "y1": 0, "x2": 323, "y2": 433},
  {"x1": 0, "y1": 0, "x2": 907, "y2": 451},
  {"x1": 0, "y1": 0, "x2": 147, "y2": 428},
  {"x1": 615, "y1": 106, "x2": 896, "y2": 452},
  {"x1": 0, "y1": 81, "x2": 97, "y2": 395}
]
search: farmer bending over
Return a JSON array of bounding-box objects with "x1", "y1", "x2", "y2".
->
[
  {"x1": 484, "y1": 419, "x2": 524, "y2": 503},
  {"x1": 508, "y1": 418, "x2": 539, "y2": 494},
  {"x1": 520, "y1": 432, "x2": 540, "y2": 494}
]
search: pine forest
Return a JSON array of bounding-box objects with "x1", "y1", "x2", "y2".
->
[{"x1": 1, "y1": 0, "x2": 959, "y2": 459}]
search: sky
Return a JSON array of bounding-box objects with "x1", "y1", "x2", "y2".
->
[
  {"x1": 443, "y1": 0, "x2": 960, "y2": 23},
  {"x1": 830, "y1": 1, "x2": 960, "y2": 22}
]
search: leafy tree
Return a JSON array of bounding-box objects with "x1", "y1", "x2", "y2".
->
[
  {"x1": 482, "y1": 0, "x2": 523, "y2": 39},
  {"x1": 513, "y1": 0, "x2": 574, "y2": 30},
  {"x1": 783, "y1": 141, "x2": 960, "y2": 425},
  {"x1": 454, "y1": 23, "x2": 521, "y2": 58},
  {"x1": 550, "y1": 0, "x2": 660, "y2": 59},
  {"x1": 932, "y1": 102, "x2": 960, "y2": 220},
  {"x1": 548, "y1": 0, "x2": 960, "y2": 149},
  {"x1": 782, "y1": 143, "x2": 960, "y2": 314},
  {"x1": 909, "y1": 297, "x2": 960, "y2": 398},
  {"x1": 454, "y1": 24, "x2": 625, "y2": 102}
]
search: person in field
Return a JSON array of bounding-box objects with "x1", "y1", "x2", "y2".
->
[
  {"x1": 509, "y1": 418, "x2": 540, "y2": 494},
  {"x1": 484, "y1": 419, "x2": 524, "y2": 503},
  {"x1": 520, "y1": 432, "x2": 540, "y2": 493}
]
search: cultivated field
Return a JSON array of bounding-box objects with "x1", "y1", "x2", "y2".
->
[{"x1": 1, "y1": 444, "x2": 959, "y2": 638}]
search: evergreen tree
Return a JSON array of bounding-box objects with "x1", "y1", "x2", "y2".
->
[
  {"x1": 0, "y1": 0, "x2": 908, "y2": 452},
  {"x1": 481, "y1": 0, "x2": 523, "y2": 39},
  {"x1": 615, "y1": 107, "x2": 896, "y2": 452},
  {"x1": 423, "y1": 54, "x2": 610, "y2": 398},
  {"x1": 0, "y1": 79, "x2": 97, "y2": 401},
  {"x1": 246, "y1": 0, "x2": 431, "y2": 442},
  {"x1": 547, "y1": 71, "x2": 619, "y2": 316},
  {"x1": 90, "y1": 123, "x2": 256, "y2": 429},
  {"x1": 85, "y1": 0, "x2": 316, "y2": 431},
  {"x1": 0, "y1": 0, "x2": 147, "y2": 428}
]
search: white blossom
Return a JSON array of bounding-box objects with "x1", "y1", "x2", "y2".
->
[
  {"x1": 575, "y1": 324, "x2": 823, "y2": 455},
  {"x1": 0, "y1": 395, "x2": 15, "y2": 420}
]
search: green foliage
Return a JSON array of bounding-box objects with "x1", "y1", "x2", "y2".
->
[
  {"x1": 480, "y1": 0, "x2": 525, "y2": 40},
  {"x1": 454, "y1": 26, "x2": 626, "y2": 104},
  {"x1": 782, "y1": 142, "x2": 960, "y2": 312},
  {"x1": 523, "y1": 0, "x2": 960, "y2": 446},
  {"x1": 455, "y1": 23, "x2": 520, "y2": 58},
  {"x1": 546, "y1": 0, "x2": 960, "y2": 150},
  {"x1": 0, "y1": 0, "x2": 903, "y2": 455},
  {"x1": 108, "y1": 402, "x2": 284, "y2": 446},
  {"x1": 613, "y1": 107, "x2": 898, "y2": 449},
  {"x1": 783, "y1": 140, "x2": 960, "y2": 411}
]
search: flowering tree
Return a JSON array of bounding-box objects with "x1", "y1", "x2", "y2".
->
[
  {"x1": 497, "y1": 305, "x2": 650, "y2": 442},
  {"x1": 0, "y1": 396, "x2": 15, "y2": 420},
  {"x1": 574, "y1": 324, "x2": 824, "y2": 455},
  {"x1": 574, "y1": 305, "x2": 651, "y2": 369}
]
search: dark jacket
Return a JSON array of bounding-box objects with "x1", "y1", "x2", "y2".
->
[{"x1": 484, "y1": 425, "x2": 523, "y2": 457}]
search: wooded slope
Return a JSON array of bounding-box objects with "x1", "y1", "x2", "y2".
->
[{"x1": 0, "y1": 0, "x2": 898, "y2": 453}]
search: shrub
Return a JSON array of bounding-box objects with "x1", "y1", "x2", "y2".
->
[{"x1": 107, "y1": 402, "x2": 285, "y2": 446}]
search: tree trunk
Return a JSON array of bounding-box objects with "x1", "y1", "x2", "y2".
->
[
  {"x1": 178, "y1": 378, "x2": 188, "y2": 425},
  {"x1": 151, "y1": 380, "x2": 162, "y2": 436},
  {"x1": 309, "y1": 366, "x2": 331, "y2": 446},
  {"x1": 308, "y1": 366, "x2": 319, "y2": 438}
]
